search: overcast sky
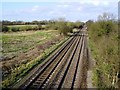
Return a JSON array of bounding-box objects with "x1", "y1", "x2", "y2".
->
[{"x1": 2, "y1": 0, "x2": 119, "y2": 22}]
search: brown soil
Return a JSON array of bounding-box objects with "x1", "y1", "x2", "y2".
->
[{"x1": 2, "y1": 35, "x2": 64, "y2": 78}]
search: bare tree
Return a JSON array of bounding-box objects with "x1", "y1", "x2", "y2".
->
[{"x1": 98, "y1": 12, "x2": 116, "y2": 21}]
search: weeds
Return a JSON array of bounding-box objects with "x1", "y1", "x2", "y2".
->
[
  {"x1": 87, "y1": 13, "x2": 118, "y2": 88},
  {"x1": 2, "y1": 36, "x2": 68, "y2": 88}
]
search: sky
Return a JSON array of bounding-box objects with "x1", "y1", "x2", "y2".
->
[{"x1": 1, "y1": 0, "x2": 119, "y2": 22}]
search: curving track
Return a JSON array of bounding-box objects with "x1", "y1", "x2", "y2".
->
[{"x1": 13, "y1": 29, "x2": 87, "y2": 90}]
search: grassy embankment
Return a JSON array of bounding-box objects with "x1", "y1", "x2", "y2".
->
[
  {"x1": 1, "y1": 30, "x2": 68, "y2": 88},
  {"x1": 87, "y1": 20, "x2": 119, "y2": 88}
]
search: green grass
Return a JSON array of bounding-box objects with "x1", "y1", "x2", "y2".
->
[
  {"x1": 1, "y1": 29, "x2": 68, "y2": 88},
  {"x1": 2, "y1": 30, "x2": 59, "y2": 58},
  {"x1": 2, "y1": 30, "x2": 65, "y2": 85},
  {"x1": 7, "y1": 25, "x2": 38, "y2": 27},
  {"x1": 2, "y1": 35, "x2": 68, "y2": 88},
  {"x1": 87, "y1": 21, "x2": 119, "y2": 88}
]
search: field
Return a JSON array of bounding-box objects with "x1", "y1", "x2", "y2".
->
[
  {"x1": 1, "y1": 29, "x2": 67, "y2": 87},
  {"x1": 2, "y1": 30, "x2": 59, "y2": 60}
]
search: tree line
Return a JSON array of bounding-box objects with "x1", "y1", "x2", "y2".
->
[{"x1": 1, "y1": 18, "x2": 85, "y2": 36}]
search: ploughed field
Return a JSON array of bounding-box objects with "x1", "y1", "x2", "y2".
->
[{"x1": 1, "y1": 29, "x2": 66, "y2": 88}]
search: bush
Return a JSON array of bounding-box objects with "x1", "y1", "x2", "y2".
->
[
  {"x1": 19, "y1": 27, "x2": 25, "y2": 31},
  {"x1": 11, "y1": 27, "x2": 19, "y2": 32},
  {"x1": 67, "y1": 22, "x2": 74, "y2": 32},
  {"x1": 57, "y1": 22, "x2": 72, "y2": 36},
  {"x1": 98, "y1": 21, "x2": 114, "y2": 35},
  {"x1": 88, "y1": 14, "x2": 118, "y2": 88},
  {"x1": 25, "y1": 26, "x2": 32, "y2": 31},
  {"x1": 38, "y1": 25, "x2": 42, "y2": 30},
  {"x1": 32, "y1": 26, "x2": 39, "y2": 31},
  {"x1": 2, "y1": 26, "x2": 9, "y2": 32},
  {"x1": 45, "y1": 23, "x2": 58, "y2": 30}
]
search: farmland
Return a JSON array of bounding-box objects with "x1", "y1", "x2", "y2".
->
[
  {"x1": 1, "y1": 28, "x2": 68, "y2": 87},
  {"x1": 2, "y1": 30, "x2": 60, "y2": 60}
]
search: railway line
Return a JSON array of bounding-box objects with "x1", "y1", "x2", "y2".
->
[{"x1": 13, "y1": 29, "x2": 87, "y2": 89}]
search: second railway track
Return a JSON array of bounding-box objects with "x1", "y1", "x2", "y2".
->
[{"x1": 13, "y1": 29, "x2": 87, "y2": 90}]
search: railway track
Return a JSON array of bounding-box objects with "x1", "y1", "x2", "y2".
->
[{"x1": 13, "y1": 29, "x2": 87, "y2": 90}]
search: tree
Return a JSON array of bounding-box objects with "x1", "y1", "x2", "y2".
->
[
  {"x1": 98, "y1": 12, "x2": 116, "y2": 21},
  {"x1": 67, "y1": 22, "x2": 74, "y2": 33},
  {"x1": 58, "y1": 22, "x2": 69, "y2": 35},
  {"x1": 74, "y1": 21, "x2": 81, "y2": 28},
  {"x1": 86, "y1": 20, "x2": 94, "y2": 24},
  {"x1": 97, "y1": 13, "x2": 116, "y2": 35},
  {"x1": 32, "y1": 21, "x2": 39, "y2": 25},
  {"x1": 55, "y1": 18, "x2": 73, "y2": 36}
]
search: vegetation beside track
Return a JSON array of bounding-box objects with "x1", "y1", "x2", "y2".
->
[
  {"x1": 2, "y1": 31, "x2": 69, "y2": 88},
  {"x1": 87, "y1": 13, "x2": 119, "y2": 88}
]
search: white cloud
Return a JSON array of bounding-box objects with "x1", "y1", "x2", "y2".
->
[
  {"x1": 3, "y1": 0, "x2": 119, "y2": 3},
  {"x1": 91, "y1": 0, "x2": 100, "y2": 6},
  {"x1": 59, "y1": 14, "x2": 66, "y2": 17},
  {"x1": 103, "y1": 1, "x2": 109, "y2": 6},
  {"x1": 77, "y1": 7, "x2": 82, "y2": 11},
  {"x1": 31, "y1": 5, "x2": 39, "y2": 11},
  {"x1": 63, "y1": 5, "x2": 69, "y2": 7},
  {"x1": 79, "y1": 0, "x2": 113, "y2": 6},
  {"x1": 57, "y1": 4, "x2": 70, "y2": 8},
  {"x1": 90, "y1": 0, "x2": 110, "y2": 6},
  {"x1": 79, "y1": 0, "x2": 99, "y2": 6},
  {"x1": 49, "y1": 11, "x2": 54, "y2": 14}
]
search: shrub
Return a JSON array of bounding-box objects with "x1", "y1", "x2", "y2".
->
[
  {"x1": 25, "y1": 26, "x2": 32, "y2": 31},
  {"x1": 88, "y1": 13, "x2": 118, "y2": 88},
  {"x1": 19, "y1": 27, "x2": 25, "y2": 31},
  {"x1": 38, "y1": 24, "x2": 42, "y2": 30},
  {"x1": 98, "y1": 21, "x2": 114, "y2": 35},
  {"x1": 11, "y1": 27, "x2": 19, "y2": 32},
  {"x1": 57, "y1": 22, "x2": 70, "y2": 35},
  {"x1": 2, "y1": 26, "x2": 9, "y2": 32},
  {"x1": 32, "y1": 26, "x2": 39, "y2": 31},
  {"x1": 45, "y1": 23, "x2": 58, "y2": 30},
  {"x1": 67, "y1": 22, "x2": 74, "y2": 33}
]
